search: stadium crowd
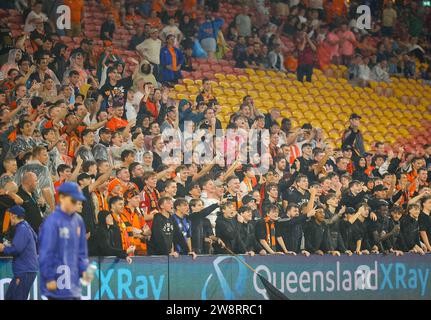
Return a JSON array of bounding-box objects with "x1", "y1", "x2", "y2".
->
[{"x1": 0, "y1": 0, "x2": 430, "y2": 267}]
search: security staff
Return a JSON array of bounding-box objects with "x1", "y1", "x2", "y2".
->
[
  {"x1": 38, "y1": 182, "x2": 91, "y2": 300},
  {"x1": 0, "y1": 205, "x2": 38, "y2": 300}
]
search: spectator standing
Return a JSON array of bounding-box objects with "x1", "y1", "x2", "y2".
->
[
  {"x1": 100, "y1": 12, "x2": 116, "y2": 41},
  {"x1": 136, "y1": 28, "x2": 162, "y2": 81},
  {"x1": 236, "y1": 6, "x2": 252, "y2": 37},
  {"x1": 198, "y1": 15, "x2": 224, "y2": 60},
  {"x1": 297, "y1": 32, "x2": 317, "y2": 82},
  {"x1": 64, "y1": 0, "x2": 84, "y2": 37},
  {"x1": 24, "y1": 2, "x2": 49, "y2": 33},
  {"x1": 341, "y1": 113, "x2": 365, "y2": 162},
  {"x1": 338, "y1": 23, "x2": 356, "y2": 66},
  {"x1": 160, "y1": 34, "x2": 184, "y2": 85},
  {"x1": 0, "y1": 205, "x2": 38, "y2": 300},
  {"x1": 382, "y1": 2, "x2": 397, "y2": 37}
]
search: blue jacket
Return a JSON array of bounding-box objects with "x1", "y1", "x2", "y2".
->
[
  {"x1": 3, "y1": 221, "x2": 38, "y2": 276},
  {"x1": 198, "y1": 18, "x2": 224, "y2": 40},
  {"x1": 160, "y1": 46, "x2": 185, "y2": 82},
  {"x1": 38, "y1": 206, "x2": 89, "y2": 299}
]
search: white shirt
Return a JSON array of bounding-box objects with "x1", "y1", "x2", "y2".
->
[
  {"x1": 24, "y1": 11, "x2": 48, "y2": 32},
  {"x1": 200, "y1": 192, "x2": 220, "y2": 228},
  {"x1": 125, "y1": 101, "x2": 138, "y2": 122},
  {"x1": 133, "y1": 91, "x2": 144, "y2": 107},
  {"x1": 136, "y1": 38, "x2": 162, "y2": 65}
]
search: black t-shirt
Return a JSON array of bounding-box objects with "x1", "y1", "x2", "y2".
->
[
  {"x1": 0, "y1": 195, "x2": 15, "y2": 240},
  {"x1": 418, "y1": 212, "x2": 431, "y2": 243},
  {"x1": 149, "y1": 213, "x2": 176, "y2": 255},
  {"x1": 285, "y1": 188, "x2": 310, "y2": 207},
  {"x1": 17, "y1": 186, "x2": 43, "y2": 234},
  {"x1": 176, "y1": 176, "x2": 193, "y2": 198},
  {"x1": 100, "y1": 20, "x2": 116, "y2": 40},
  {"x1": 98, "y1": 81, "x2": 127, "y2": 110},
  {"x1": 81, "y1": 186, "x2": 97, "y2": 256},
  {"x1": 254, "y1": 218, "x2": 281, "y2": 251},
  {"x1": 131, "y1": 177, "x2": 144, "y2": 191},
  {"x1": 399, "y1": 214, "x2": 420, "y2": 251},
  {"x1": 340, "y1": 191, "x2": 366, "y2": 210},
  {"x1": 277, "y1": 214, "x2": 307, "y2": 253}
]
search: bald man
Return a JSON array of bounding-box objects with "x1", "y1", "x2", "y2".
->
[{"x1": 17, "y1": 172, "x2": 43, "y2": 233}]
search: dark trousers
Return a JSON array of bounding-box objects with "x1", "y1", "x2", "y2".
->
[
  {"x1": 297, "y1": 64, "x2": 313, "y2": 82},
  {"x1": 5, "y1": 272, "x2": 37, "y2": 300},
  {"x1": 381, "y1": 26, "x2": 393, "y2": 37},
  {"x1": 150, "y1": 62, "x2": 160, "y2": 82}
]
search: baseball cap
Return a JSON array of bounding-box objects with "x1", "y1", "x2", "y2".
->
[
  {"x1": 77, "y1": 173, "x2": 91, "y2": 183},
  {"x1": 242, "y1": 194, "x2": 256, "y2": 205},
  {"x1": 167, "y1": 106, "x2": 176, "y2": 113},
  {"x1": 57, "y1": 182, "x2": 86, "y2": 201},
  {"x1": 302, "y1": 123, "x2": 312, "y2": 130},
  {"x1": 345, "y1": 207, "x2": 356, "y2": 215},
  {"x1": 342, "y1": 145, "x2": 353, "y2": 152},
  {"x1": 9, "y1": 205, "x2": 25, "y2": 218},
  {"x1": 150, "y1": 28, "x2": 158, "y2": 34},
  {"x1": 372, "y1": 185, "x2": 388, "y2": 192},
  {"x1": 99, "y1": 127, "x2": 112, "y2": 135},
  {"x1": 350, "y1": 113, "x2": 362, "y2": 120}
]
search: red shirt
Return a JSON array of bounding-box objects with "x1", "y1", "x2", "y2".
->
[
  {"x1": 106, "y1": 117, "x2": 128, "y2": 132},
  {"x1": 298, "y1": 44, "x2": 315, "y2": 65}
]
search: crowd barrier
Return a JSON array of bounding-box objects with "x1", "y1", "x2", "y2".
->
[{"x1": 1, "y1": 254, "x2": 430, "y2": 300}]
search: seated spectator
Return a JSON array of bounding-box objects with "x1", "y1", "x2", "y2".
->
[
  {"x1": 371, "y1": 59, "x2": 391, "y2": 83},
  {"x1": 268, "y1": 44, "x2": 286, "y2": 72}
]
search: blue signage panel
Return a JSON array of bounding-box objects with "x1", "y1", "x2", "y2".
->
[{"x1": 1, "y1": 254, "x2": 430, "y2": 300}]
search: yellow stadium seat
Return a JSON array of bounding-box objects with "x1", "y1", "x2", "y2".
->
[
  {"x1": 249, "y1": 76, "x2": 260, "y2": 83},
  {"x1": 245, "y1": 68, "x2": 255, "y2": 76},
  {"x1": 224, "y1": 88, "x2": 235, "y2": 96},
  {"x1": 226, "y1": 74, "x2": 237, "y2": 81},
  {"x1": 174, "y1": 84, "x2": 186, "y2": 92},
  {"x1": 176, "y1": 93, "x2": 188, "y2": 100},
  {"x1": 238, "y1": 75, "x2": 249, "y2": 82},
  {"x1": 219, "y1": 81, "x2": 230, "y2": 89},
  {"x1": 214, "y1": 73, "x2": 225, "y2": 81},
  {"x1": 213, "y1": 87, "x2": 224, "y2": 96},
  {"x1": 242, "y1": 83, "x2": 254, "y2": 90},
  {"x1": 259, "y1": 92, "x2": 270, "y2": 100},
  {"x1": 256, "y1": 70, "x2": 267, "y2": 77},
  {"x1": 235, "y1": 89, "x2": 247, "y2": 97},
  {"x1": 231, "y1": 82, "x2": 242, "y2": 90},
  {"x1": 187, "y1": 86, "x2": 199, "y2": 94},
  {"x1": 183, "y1": 79, "x2": 195, "y2": 86}
]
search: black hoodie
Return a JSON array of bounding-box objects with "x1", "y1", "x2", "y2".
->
[{"x1": 94, "y1": 210, "x2": 128, "y2": 259}]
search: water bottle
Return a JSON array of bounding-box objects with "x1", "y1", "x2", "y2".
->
[{"x1": 80, "y1": 261, "x2": 98, "y2": 287}]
